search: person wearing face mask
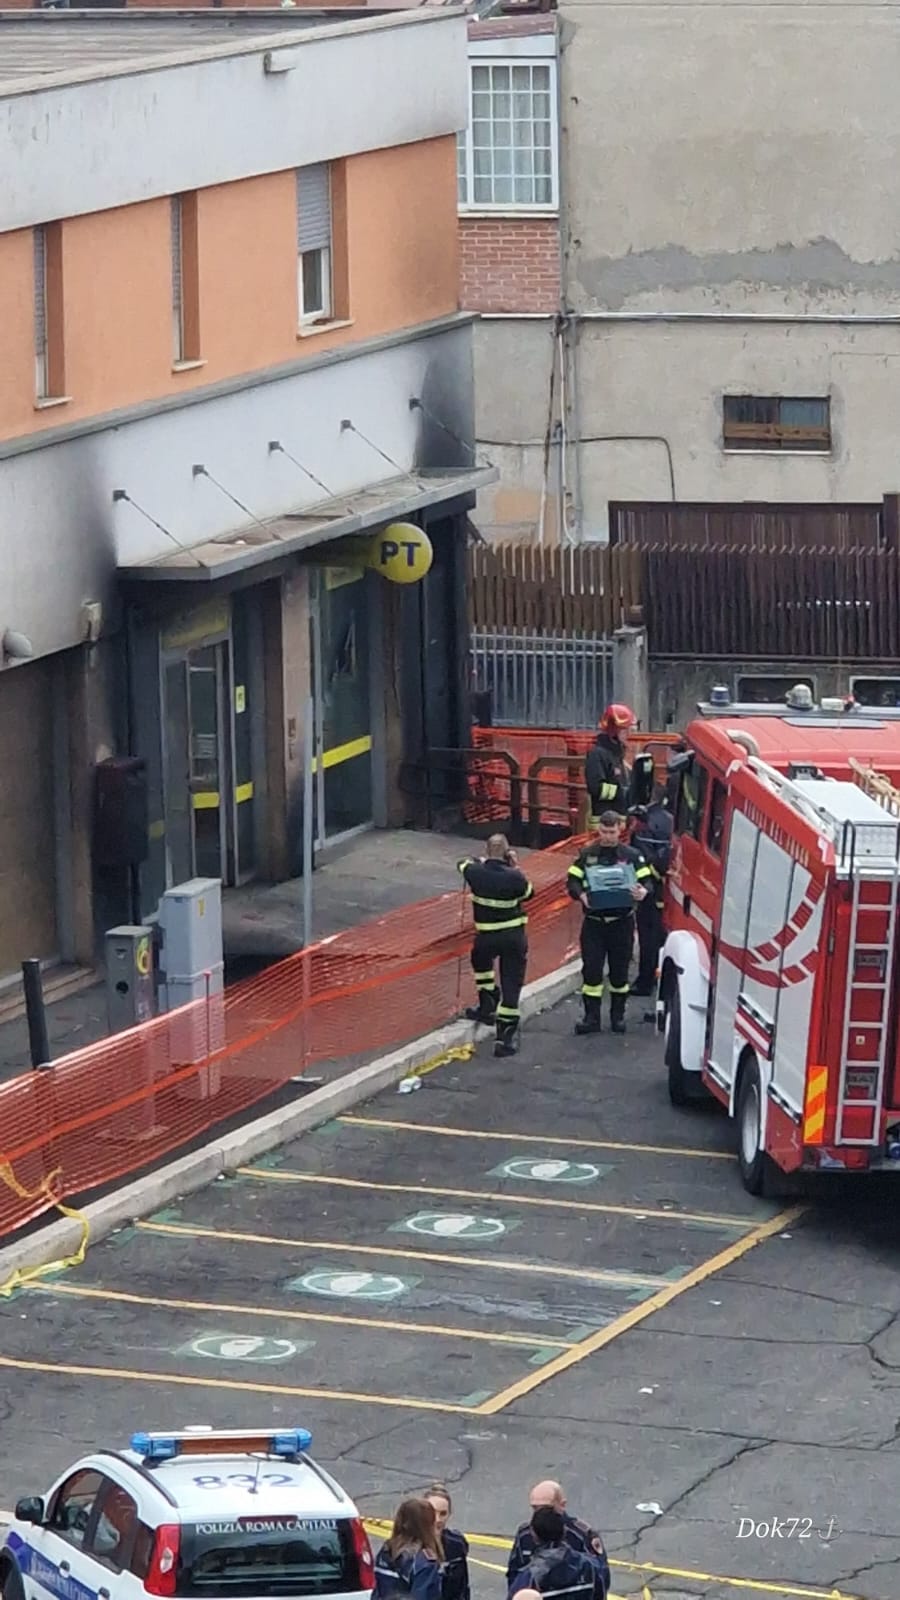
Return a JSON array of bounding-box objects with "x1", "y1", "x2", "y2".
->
[{"x1": 424, "y1": 1484, "x2": 470, "y2": 1600}]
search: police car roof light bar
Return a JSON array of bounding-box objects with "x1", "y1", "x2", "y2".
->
[{"x1": 131, "y1": 1429, "x2": 313, "y2": 1464}]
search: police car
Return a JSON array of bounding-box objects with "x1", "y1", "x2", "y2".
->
[{"x1": 0, "y1": 1428, "x2": 375, "y2": 1600}]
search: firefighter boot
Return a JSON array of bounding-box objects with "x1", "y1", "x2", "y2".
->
[
  {"x1": 574, "y1": 997, "x2": 603, "y2": 1036},
  {"x1": 494, "y1": 1019, "x2": 519, "y2": 1058},
  {"x1": 610, "y1": 992, "x2": 627, "y2": 1034},
  {"x1": 465, "y1": 990, "x2": 498, "y2": 1026}
]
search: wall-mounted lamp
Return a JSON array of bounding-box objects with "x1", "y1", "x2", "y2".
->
[
  {"x1": 263, "y1": 46, "x2": 301, "y2": 73},
  {"x1": 2, "y1": 629, "x2": 34, "y2": 662}
]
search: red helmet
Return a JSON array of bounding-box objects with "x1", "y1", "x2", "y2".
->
[{"x1": 600, "y1": 703, "x2": 635, "y2": 733}]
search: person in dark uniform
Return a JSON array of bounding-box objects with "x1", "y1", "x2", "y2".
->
[
  {"x1": 424, "y1": 1485, "x2": 470, "y2": 1600},
  {"x1": 507, "y1": 1482, "x2": 609, "y2": 1600},
  {"x1": 567, "y1": 812, "x2": 651, "y2": 1035},
  {"x1": 584, "y1": 704, "x2": 633, "y2": 822},
  {"x1": 375, "y1": 1499, "x2": 443, "y2": 1600},
  {"x1": 458, "y1": 835, "x2": 534, "y2": 1058},
  {"x1": 508, "y1": 1510, "x2": 598, "y2": 1600},
  {"x1": 629, "y1": 787, "x2": 674, "y2": 998}
]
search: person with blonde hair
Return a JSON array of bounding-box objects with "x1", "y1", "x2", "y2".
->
[
  {"x1": 424, "y1": 1484, "x2": 470, "y2": 1600},
  {"x1": 375, "y1": 1497, "x2": 443, "y2": 1600}
]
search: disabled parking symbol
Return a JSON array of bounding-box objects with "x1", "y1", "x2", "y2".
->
[
  {"x1": 183, "y1": 1334, "x2": 305, "y2": 1363},
  {"x1": 492, "y1": 1157, "x2": 602, "y2": 1184},
  {"x1": 289, "y1": 1269, "x2": 413, "y2": 1300},
  {"x1": 396, "y1": 1211, "x2": 509, "y2": 1241}
]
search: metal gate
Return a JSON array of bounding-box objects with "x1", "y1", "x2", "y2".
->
[{"x1": 471, "y1": 629, "x2": 613, "y2": 729}]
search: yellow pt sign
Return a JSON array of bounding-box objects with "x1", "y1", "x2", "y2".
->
[{"x1": 369, "y1": 523, "x2": 433, "y2": 584}]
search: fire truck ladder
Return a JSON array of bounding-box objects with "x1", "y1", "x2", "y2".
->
[
  {"x1": 837, "y1": 763, "x2": 900, "y2": 1144},
  {"x1": 748, "y1": 756, "x2": 900, "y2": 1146}
]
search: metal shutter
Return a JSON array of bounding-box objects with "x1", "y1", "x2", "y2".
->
[
  {"x1": 171, "y1": 197, "x2": 183, "y2": 305},
  {"x1": 296, "y1": 165, "x2": 331, "y2": 252},
  {"x1": 0, "y1": 662, "x2": 57, "y2": 973},
  {"x1": 33, "y1": 227, "x2": 46, "y2": 365}
]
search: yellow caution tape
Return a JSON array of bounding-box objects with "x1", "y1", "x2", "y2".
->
[
  {"x1": 0, "y1": 1162, "x2": 90, "y2": 1299},
  {"x1": 400, "y1": 1043, "x2": 476, "y2": 1086}
]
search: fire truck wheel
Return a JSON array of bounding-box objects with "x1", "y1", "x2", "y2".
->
[
  {"x1": 664, "y1": 981, "x2": 691, "y2": 1107},
  {"x1": 736, "y1": 1057, "x2": 773, "y2": 1195}
]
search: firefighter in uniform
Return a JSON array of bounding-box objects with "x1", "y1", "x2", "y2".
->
[
  {"x1": 567, "y1": 812, "x2": 651, "y2": 1035},
  {"x1": 630, "y1": 787, "x2": 674, "y2": 998},
  {"x1": 458, "y1": 835, "x2": 534, "y2": 1058},
  {"x1": 584, "y1": 704, "x2": 633, "y2": 823}
]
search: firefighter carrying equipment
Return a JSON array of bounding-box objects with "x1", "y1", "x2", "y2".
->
[
  {"x1": 585, "y1": 732, "x2": 630, "y2": 819},
  {"x1": 568, "y1": 841, "x2": 651, "y2": 1034}
]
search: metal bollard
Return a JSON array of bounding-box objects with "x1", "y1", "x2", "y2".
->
[{"x1": 22, "y1": 958, "x2": 51, "y2": 1069}]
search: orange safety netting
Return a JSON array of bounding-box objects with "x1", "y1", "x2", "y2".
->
[{"x1": 0, "y1": 835, "x2": 585, "y2": 1242}]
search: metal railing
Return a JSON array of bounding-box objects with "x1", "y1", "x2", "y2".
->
[{"x1": 471, "y1": 629, "x2": 613, "y2": 730}]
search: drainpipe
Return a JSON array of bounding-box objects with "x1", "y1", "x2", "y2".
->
[{"x1": 555, "y1": 21, "x2": 584, "y2": 542}]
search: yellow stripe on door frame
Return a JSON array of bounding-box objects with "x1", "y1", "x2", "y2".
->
[
  {"x1": 312, "y1": 735, "x2": 372, "y2": 773},
  {"x1": 193, "y1": 784, "x2": 255, "y2": 810}
]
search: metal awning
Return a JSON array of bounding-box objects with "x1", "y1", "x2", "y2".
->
[{"x1": 117, "y1": 467, "x2": 497, "y2": 584}]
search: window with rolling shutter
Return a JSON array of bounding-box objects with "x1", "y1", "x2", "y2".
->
[
  {"x1": 171, "y1": 196, "x2": 185, "y2": 362},
  {"x1": 34, "y1": 226, "x2": 48, "y2": 399},
  {"x1": 296, "y1": 164, "x2": 333, "y2": 322}
]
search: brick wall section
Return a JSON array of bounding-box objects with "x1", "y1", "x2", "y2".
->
[{"x1": 459, "y1": 215, "x2": 559, "y2": 314}]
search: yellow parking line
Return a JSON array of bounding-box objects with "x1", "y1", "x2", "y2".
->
[
  {"x1": 31, "y1": 1281, "x2": 575, "y2": 1349},
  {"x1": 240, "y1": 1166, "x2": 753, "y2": 1231},
  {"x1": 473, "y1": 1203, "x2": 805, "y2": 1414},
  {"x1": 136, "y1": 1220, "x2": 668, "y2": 1291},
  {"x1": 340, "y1": 1115, "x2": 736, "y2": 1161},
  {"x1": 0, "y1": 1355, "x2": 475, "y2": 1414}
]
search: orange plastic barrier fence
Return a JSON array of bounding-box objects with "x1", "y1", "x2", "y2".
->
[
  {"x1": 0, "y1": 835, "x2": 585, "y2": 1242},
  {"x1": 465, "y1": 728, "x2": 682, "y2": 826}
]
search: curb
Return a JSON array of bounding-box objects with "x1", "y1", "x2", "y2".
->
[{"x1": 0, "y1": 959, "x2": 579, "y2": 1287}]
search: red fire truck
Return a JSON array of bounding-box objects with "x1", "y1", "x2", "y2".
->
[{"x1": 659, "y1": 686, "x2": 900, "y2": 1194}]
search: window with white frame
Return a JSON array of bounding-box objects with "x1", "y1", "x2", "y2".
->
[
  {"x1": 296, "y1": 164, "x2": 332, "y2": 323},
  {"x1": 458, "y1": 59, "x2": 557, "y2": 211}
]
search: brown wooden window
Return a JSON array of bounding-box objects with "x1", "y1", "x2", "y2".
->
[
  {"x1": 171, "y1": 193, "x2": 201, "y2": 365},
  {"x1": 722, "y1": 395, "x2": 831, "y2": 452}
]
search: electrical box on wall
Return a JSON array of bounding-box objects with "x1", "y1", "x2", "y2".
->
[{"x1": 94, "y1": 756, "x2": 149, "y2": 867}]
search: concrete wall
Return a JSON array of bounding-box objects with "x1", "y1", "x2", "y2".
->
[
  {"x1": 649, "y1": 658, "x2": 900, "y2": 735},
  {"x1": 1, "y1": 12, "x2": 466, "y2": 230},
  {"x1": 552, "y1": 0, "x2": 900, "y2": 534},
  {"x1": 0, "y1": 318, "x2": 473, "y2": 661},
  {"x1": 472, "y1": 317, "x2": 563, "y2": 541}
]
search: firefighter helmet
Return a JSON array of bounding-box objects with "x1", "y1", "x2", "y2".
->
[{"x1": 599, "y1": 703, "x2": 634, "y2": 733}]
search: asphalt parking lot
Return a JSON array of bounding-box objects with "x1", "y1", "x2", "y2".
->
[{"x1": 2, "y1": 994, "x2": 900, "y2": 1600}]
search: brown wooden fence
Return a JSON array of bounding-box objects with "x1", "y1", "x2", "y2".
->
[
  {"x1": 642, "y1": 543, "x2": 900, "y2": 659},
  {"x1": 469, "y1": 540, "x2": 900, "y2": 660},
  {"x1": 468, "y1": 541, "x2": 643, "y2": 633},
  {"x1": 609, "y1": 500, "x2": 888, "y2": 551}
]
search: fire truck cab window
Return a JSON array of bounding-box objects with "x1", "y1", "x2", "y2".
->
[
  {"x1": 675, "y1": 760, "x2": 708, "y2": 841},
  {"x1": 706, "y1": 779, "x2": 727, "y2": 856}
]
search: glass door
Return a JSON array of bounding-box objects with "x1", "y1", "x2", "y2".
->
[
  {"x1": 188, "y1": 644, "x2": 227, "y2": 880},
  {"x1": 311, "y1": 568, "x2": 373, "y2": 842}
]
